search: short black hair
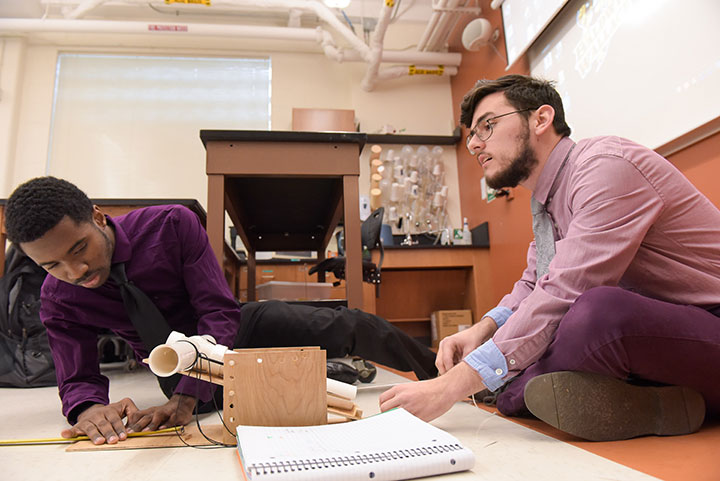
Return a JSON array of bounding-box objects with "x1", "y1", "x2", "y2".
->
[
  {"x1": 460, "y1": 74, "x2": 571, "y2": 137},
  {"x1": 5, "y1": 177, "x2": 94, "y2": 244}
]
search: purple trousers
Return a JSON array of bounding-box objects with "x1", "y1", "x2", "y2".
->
[{"x1": 497, "y1": 286, "x2": 720, "y2": 417}]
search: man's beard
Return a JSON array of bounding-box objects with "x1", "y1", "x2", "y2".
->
[{"x1": 485, "y1": 126, "x2": 539, "y2": 190}]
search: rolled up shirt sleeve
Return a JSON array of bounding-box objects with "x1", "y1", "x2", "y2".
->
[
  {"x1": 482, "y1": 306, "x2": 513, "y2": 328},
  {"x1": 463, "y1": 339, "x2": 509, "y2": 392}
]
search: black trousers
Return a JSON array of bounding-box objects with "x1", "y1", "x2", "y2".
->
[
  {"x1": 236, "y1": 300, "x2": 438, "y2": 380},
  {"x1": 160, "y1": 300, "x2": 438, "y2": 410}
]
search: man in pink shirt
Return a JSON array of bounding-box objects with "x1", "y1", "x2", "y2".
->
[{"x1": 380, "y1": 74, "x2": 720, "y2": 441}]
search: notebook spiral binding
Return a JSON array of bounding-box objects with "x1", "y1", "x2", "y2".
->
[{"x1": 247, "y1": 443, "x2": 465, "y2": 476}]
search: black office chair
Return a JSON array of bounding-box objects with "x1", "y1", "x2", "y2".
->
[{"x1": 309, "y1": 207, "x2": 385, "y2": 297}]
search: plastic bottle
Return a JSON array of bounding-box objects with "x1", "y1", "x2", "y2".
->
[{"x1": 462, "y1": 217, "x2": 472, "y2": 246}]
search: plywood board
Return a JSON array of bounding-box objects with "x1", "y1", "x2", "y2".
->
[{"x1": 222, "y1": 347, "x2": 327, "y2": 444}]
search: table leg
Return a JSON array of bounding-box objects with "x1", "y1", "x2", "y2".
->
[
  {"x1": 207, "y1": 174, "x2": 225, "y2": 270},
  {"x1": 343, "y1": 175, "x2": 363, "y2": 309},
  {"x1": 247, "y1": 251, "x2": 256, "y2": 302}
]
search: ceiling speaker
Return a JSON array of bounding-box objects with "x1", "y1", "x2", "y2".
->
[{"x1": 462, "y1": 18, "x2": 494, "y2": 51}]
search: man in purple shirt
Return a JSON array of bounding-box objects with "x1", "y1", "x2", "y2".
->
[
  {"x1": 4, "y1": 177, "x2": 436, "y2": 445},
  {"x1": 380, "y1": 75, "x2": 720, "y2": 441}
]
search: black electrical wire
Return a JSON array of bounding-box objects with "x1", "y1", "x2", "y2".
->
[{"x1": 168, "y1": 346, "x2": 234, "y2": 448}]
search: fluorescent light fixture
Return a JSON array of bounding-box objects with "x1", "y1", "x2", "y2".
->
[{"x1": 324, "y1": 0, "x2": 351, "y2": 8}]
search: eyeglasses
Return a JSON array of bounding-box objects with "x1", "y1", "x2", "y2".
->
[{"x1": 466, "y1": 108, "x2": 537, "y2": 155}]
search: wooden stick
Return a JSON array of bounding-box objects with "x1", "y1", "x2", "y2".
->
[
  {"x1": 327, "y1": 393, "x2": 355, "y2": 411},
  {"x1": 327, "y1": 405, "x2": 363, "y2": 421}
]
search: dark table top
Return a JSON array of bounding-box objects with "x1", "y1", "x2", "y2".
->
[{"x1": 199, "y1": 130, "x2": 367, "y2": 151}]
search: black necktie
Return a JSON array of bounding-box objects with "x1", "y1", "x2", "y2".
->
[
  {"x1": 110, "y1": 262, "x2": 181, "y2": 398},
  {"x1": 110, "y1": 262, "x2": 172, "y2": 353}
]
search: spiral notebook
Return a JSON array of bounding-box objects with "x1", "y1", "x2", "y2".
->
[{"x1": 235, "y1": 408, "x2": 475, "y2": 480}]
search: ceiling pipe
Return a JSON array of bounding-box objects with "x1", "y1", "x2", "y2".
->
[
  {"x1": 375, "y1": 64, "x2": 458, "y2": 82},
  {"x1": 0, "y1": 17, "x2": 460, "y2": 65},
  {"x1": 64, "y1": 0, "x2": 371, "y2": 59},
  {"x1": 360, "y1": 0, "x2": 394, "y2": 91},
  {"x1": 341, "y1": 49, "x2": 461, "y2": 67},
  {"x1": 5, "y1": 0, "x2": 464, "y2": 90},
  {"x1": 66, "y1": 0, "x2": 107, "y2": 19},
  {"x1": 417, "y1": 0, "x2": 446, "y2": 52},
  {"x1": 0, "y1": 18, "x2": 319, "y2": 41},
  {"x1": 424, "y1": 0, "x2": 463, "y2": 51}
]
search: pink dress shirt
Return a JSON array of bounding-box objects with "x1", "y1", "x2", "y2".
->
[{"x1": 465, "y1": 136, "x2": 720, "y2": 390}]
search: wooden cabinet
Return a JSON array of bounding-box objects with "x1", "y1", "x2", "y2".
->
[
  {"x1": 236, "y1": 248, "x2": 493, "y2": 346},
  {"x1": 362, "y1": 247, "x2": 493, "y2": 344}
]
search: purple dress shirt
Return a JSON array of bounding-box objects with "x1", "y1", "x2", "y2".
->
[
  {"x1": 465, "y1": 136, "x2": 720, "y2": 390},
  {"x1": 40, "y1": 205, "x2": 242, "y2": 421}
]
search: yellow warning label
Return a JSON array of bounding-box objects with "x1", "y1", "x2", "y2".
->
[
  {"x1": 165, "y1": 0, "x2": 211, "y2": 6},
  {"x1": 408, "y1": 65, "x2": 445, "y2": 76},
  {"x1": 385, "y1": 0, "x2": 395, "y2": 7}
]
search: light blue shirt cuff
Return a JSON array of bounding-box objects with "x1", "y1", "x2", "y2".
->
[
  {"x1": 483, "y1": 306, "x2": 513, "y2": 328},
  {"x1": 463, "y1": 339, "x2": 508, "y2": 392}
]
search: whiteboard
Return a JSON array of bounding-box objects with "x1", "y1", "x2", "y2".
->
[
  {"x1": 528, "y1": 0, "x2": 720, "y2": 150},
  {"x1": 501, "y1": 0, "x2": 570, "y2": 69}
]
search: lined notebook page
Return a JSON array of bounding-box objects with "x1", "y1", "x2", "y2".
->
[{"x1": 236, "y1": 408, "x2": 475, "y2": 480}]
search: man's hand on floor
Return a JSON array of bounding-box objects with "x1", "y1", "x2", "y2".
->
[
  {"x1": 125, "y1": 394, "x2": 196, "y2": 434},
  {"x1": 61, "y1": 398, "x2": 139, "y2": 445}
]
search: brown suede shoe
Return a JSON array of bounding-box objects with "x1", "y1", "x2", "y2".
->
[{"x1": 524, "y1": 371, "x2": 706, "y2": 441}]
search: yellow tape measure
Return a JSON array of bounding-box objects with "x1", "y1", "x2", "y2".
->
[{"x1": 0, "y1": 426, "x2": 181, "y2": 446}]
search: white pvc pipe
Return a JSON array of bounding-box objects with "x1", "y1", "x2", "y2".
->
[
  {"x1": 4, "y1": 0, "x2": 462, "y2": 90},
  {"x1": 149, "y1": 331, "x2": 229, "y2": 377},
  {"x1": 342, "y1": 49, "x2": 461, "y2": 67},
  {"x1": 417, "y1": 0, "x2": 446, "y2": 51},
  {"x1": 66, "y1": 0, "x2": 107, "y2": 19},
  {"x1": 78, "y1": 0, "x2": 371, "y2": 59},
  {"x1": 316, "y1": 26, "x2": 346, "y2": 63},
  {"x1": 0, "y1": 18, "x2": 460, "y2": 66},
  {"x1": 425, "y1": 0, "x2": 463, "y2": 52},
  {"x1": 0, "y1": 18, "x2": 318, "y2": 42},
  {"x1": 375, "y1": 64, "x2": 458, "y2": 82},
  {"x1": 361, "y1": 1, "x2": 394, "y2": 92},
  {"x1": 327, "y1": 378, "x2": 357, "y2": 400}
]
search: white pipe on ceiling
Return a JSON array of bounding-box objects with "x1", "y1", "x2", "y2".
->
[
  {"x1": 417, "y1": 0, "x2": 446, "y2": 51},
  {"x1": 66, "y1": 0, "x2": 107, "y2": 19},
  {"x1": 360, "y1": 0, "x2": 393, "y2": 91},
  {"x1": 7, "y1": 0, "x2": 464, "y2": 90},
  {"x1": 0, "y1": 18, "x2": 319, "y2": 41},
  {"x1": 0, "y1": 18, "x2": 460, "y2": 64},
  {"x1": 63, "y1": 0, "x2": 372, "y2": 59},
  {"x1": 375, "y1": 64, "x2": 458, "y2": 82},
  {"x1": 424, "y1": 0, "x2": 463, "y2": 51}
]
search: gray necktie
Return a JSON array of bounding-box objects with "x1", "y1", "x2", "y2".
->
[{"x1": 531, "y1": 197, "x2": 555, "y2": 279}]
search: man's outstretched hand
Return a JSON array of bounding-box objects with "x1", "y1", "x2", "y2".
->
[
  {"x1": 379, "y1": 362, "x2": 487, "y2": 422},
  {"x1": 126, "y1": 394, "x2": 196, "y2": 434},
  {"x1": 61, "y1": 398, "x2": 139, "y2": 445},
  {"x1": 61, "y1": 394, "x2": 196, "y2": 445}
]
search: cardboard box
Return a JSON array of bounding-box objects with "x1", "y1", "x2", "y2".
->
[
  {"x1": 431, "y1": 310, "x2": 473, "y2": 348},
  {"x1": 257, "y1": 281, "x2": 332, "y2": 301}
]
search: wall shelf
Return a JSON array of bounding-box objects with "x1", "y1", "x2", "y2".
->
[{"x1": 366, "y1": 126, "x2": 461, "y2": 145}]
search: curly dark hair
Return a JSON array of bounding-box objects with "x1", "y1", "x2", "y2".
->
[
  {"x1": 5, "y1": 176, "x2": 94, "y2": 244},
  {"x1": 460, "y1": 74, "x2": 571, "y2": 137}
]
